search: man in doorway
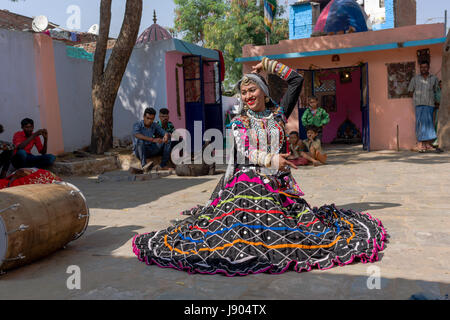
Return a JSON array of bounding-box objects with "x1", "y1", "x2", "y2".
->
[
  {"x1": 132, "y1": 107, "x2": 171, "y2": 171},
  {"x1": 11, "y1": 118, "x2": 56, "y2": 169},
  {"x1": 408, "y1": 61, "x2": 440, "y2": 152}
]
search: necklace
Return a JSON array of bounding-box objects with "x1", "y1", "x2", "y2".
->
[{"x1": 247, "y1": 109, "x2": 284, "y2": 153}]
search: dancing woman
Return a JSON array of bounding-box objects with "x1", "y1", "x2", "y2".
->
[{"x1": 133, "y1": 58, "x2": 387, "y2": 276}]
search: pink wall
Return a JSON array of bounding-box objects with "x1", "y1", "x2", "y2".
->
[
  {"x1": 165, "y1": 51, "x2": 186, "y2": 130},
  {"x1": 33, "y1": 34, "x2": 64, "y2": 155},
  {"x1": 318, "y1": 69, "x2": 362, "y2": 143},
  {"x1": 242, "y1": 25, "x2": 444, "y2": 150}
]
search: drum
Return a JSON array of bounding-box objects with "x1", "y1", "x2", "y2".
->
[{"x1": 0, "y1": 182, "x2": 89, "y2": 272}]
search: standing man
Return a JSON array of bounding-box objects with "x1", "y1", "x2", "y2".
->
[
  {"x1": 408, "y1": 61, "x2": 440, "y2": 152},
  {"x1": 132, "y1": 107, "x2": 171, "y2": 171},
  {"x1": 11, "y1": 118, "x2": 56, "y2": 169}
]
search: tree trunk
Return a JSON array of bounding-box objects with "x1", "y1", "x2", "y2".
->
[
  {"x1": 438, "y1": 30, "x2": 450, "y2": 150},
  {"x1": 91, "y1": 0, "x2": 143, "y2": 154}
]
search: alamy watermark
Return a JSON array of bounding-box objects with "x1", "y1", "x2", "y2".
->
[
  {"x1": 66, "y1": 5, "x2": 81, "y2": 30},
  {"x1": 366, "y1": 266, "x2": 381, "y2": 290},
  {"x1": 169, "y1": 122, "x2": 284, "y2": 169},
  {"x1": 66, "y1": 265, "x2": 81, "y2": 290}
]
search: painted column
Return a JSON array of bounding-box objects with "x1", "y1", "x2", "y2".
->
[{"x1": 33, "y1": 33, "x2": 64, "y2": 155}]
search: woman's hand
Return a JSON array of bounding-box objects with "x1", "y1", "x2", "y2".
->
[
  {"x1": 252, "y1": 61, "x2": 264, "y2": 74},
  {"x1": 272, "y1": 153, "x2": 298, "y2": 171}
]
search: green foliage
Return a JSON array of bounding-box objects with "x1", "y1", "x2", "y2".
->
[
  {"x1": 174, "y1": 0, "x2": 288, "y2": 90},
  {"x1": 173, "y1": 0, "x2": 226, "y2": 45}
]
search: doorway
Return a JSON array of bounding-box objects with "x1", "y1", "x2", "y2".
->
[
  {"x1": 298, "y1": 64, "x2": 370, "y2": 151},
  {"x1": 182, "y1": 55, "x2": 223, "y2": 151}
]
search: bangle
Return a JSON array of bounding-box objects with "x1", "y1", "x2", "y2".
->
[
  {"x1": 264, "y1": 154, "x2": 273, "y2": 168},
  {"x1": 257, "y1": 151, "x2": 266, "y2": 167},
  {"x1": 262, "y1": 57, "x2": 278, "y2": 74}
]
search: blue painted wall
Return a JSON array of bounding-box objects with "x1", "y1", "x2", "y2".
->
[{"x1": 289, "y1": 3, "x2": 315, "y2": 40}]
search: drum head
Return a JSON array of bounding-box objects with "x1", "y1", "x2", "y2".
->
[
  {"x1": 0, "y1": 216, "x2": 7, "y2": 267},
  {"x1": 53, "y1": 181, "x2": 89, "y2": 241}
]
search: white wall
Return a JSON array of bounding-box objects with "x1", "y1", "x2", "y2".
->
[
  {"x1": 111, "y1": 40, "x2": 173, "y2": 140},
  {"x1": 363, "y1": 0, "x2": 387, "y2": 26},
  {"x1": 0, "y1": 29, "x2": 41, "y2": 144}
]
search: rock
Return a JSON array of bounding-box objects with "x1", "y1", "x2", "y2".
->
[
  {"x1": 175, "y1": 163, "x2": 215, "y2": 176},
  {"x1": 51, "y1": 156, "x2": 119, "y2": 176}
]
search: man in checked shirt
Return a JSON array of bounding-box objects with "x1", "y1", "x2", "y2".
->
[{"x1": 408, "y1": 61, "x2": 440, "y2": 152}]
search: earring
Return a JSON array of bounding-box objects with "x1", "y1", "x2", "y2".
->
[{"x1": 265, "y1": 97, "x2": 270, "y2": 103}]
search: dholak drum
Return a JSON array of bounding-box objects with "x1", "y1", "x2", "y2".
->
[{"x1": 0, "y1": 182, "x2": 89, "y2": 272}]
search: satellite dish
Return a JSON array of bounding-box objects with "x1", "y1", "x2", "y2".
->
[
  {"x1": 87, "y1": 24, "x2": 99, "y2": 35},
  {"x1": 32, "y1": 15, "x2": 49, "y2": 32}
]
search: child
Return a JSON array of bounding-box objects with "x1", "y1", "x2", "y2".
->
[
  {"x1": 301, "y1": 96, "x2": 330, "y2": 139},
  {"x1": 303, "y1": 126, "x2": 327, "y2": 165},
  {"x1": 287, "y1": 131, "x2": 320, "y2": 166}
]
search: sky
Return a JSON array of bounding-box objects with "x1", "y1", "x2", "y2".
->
[{"x1": 1, "y1": 0, "x2": 449, "y2": 37}]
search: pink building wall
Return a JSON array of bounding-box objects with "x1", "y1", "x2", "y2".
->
[
  {"x1": 242, "y1": 24, "x2": 445, "y2": 150},
  {"x1": 33, "y1": 33, "x2": 64, "y2": 155},
  {"x1": 165, "y1": 51, "x2": 186, "y2": 130}
]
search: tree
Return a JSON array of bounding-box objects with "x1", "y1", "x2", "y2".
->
[
  {"x1": 204, "y1": 0, "x2": 288, "y2": 89},
  {"x1": 174, "y1": 0, "x2": 288, "y2": 89},
  {"x1": 438, "y1": 30, "x2": 450, "y2": 150},
  {"x1": 173, "y1": 0, "x2": 226, "y2": 45},
  {"x1": 91, "y1": 0, "x2": 142, "y2": 154}
]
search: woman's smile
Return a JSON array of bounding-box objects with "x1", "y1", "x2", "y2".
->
[{"x1": 246, "y1": 97, "x2": 257, "y2": 105}]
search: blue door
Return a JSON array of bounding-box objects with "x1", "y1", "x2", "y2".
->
[
  {"x1": 203, "y1": 60, "x2": 223, "y2": 134},
  {"x1": 183, "y1": 55, "x2": 223, "y2": 151},
  {"x1": 183, "y1": 55, "x2": 205, "y2": 151},
  {"x1": 360, "y1": 63, "x2": 370, "y2": 151}
]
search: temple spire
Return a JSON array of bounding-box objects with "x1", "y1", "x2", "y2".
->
[{"x1": 153, "y1": 10, "x2": 157, "y2": 24}]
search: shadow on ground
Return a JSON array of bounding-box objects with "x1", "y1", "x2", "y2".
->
[
  {"x1": 324, "y1": 144, "x2": 450, "y2": 165},
  {"x1": 0, "y1": 222, "x2": 447, "y2": 300},
  {"x1": 1, "y1": 247, "x2": 448, "y2": 300},
  {"x1": 63, "y1": 176, "x2": 215, "y2": 210},
  {"x1": 337, "y1": 202, "x2": 402, "y2": 212}
]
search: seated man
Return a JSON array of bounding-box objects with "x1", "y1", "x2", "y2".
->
[
  {"x1": 11, "y1": 118, "x2": 56, "y2": 169},
  {"x1": 157, "y1": 108, "x2": 175, "y2": 135},
  {"x1": 0, "y1": 124, "x2": 15, "y2": 178},
  {"x1": 132, "y1": 107, "x2": 171, "y2": 171},
  {"x1": 156, "y1": 108, "x2": 180, "y2": 150}
]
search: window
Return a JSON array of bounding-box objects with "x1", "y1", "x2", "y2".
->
[{"x1": 386, "y1": 62, "x2": 416, "y2": 99}]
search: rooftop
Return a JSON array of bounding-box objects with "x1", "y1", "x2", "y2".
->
[{"x1": 238, "y1": 23, "x2": 446, "y2": 62}]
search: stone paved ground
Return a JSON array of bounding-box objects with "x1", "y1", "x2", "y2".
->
[{"x1": 0, "y1": 145, "x2": 449, "y2": 300}]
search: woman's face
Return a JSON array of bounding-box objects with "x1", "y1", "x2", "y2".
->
[{"x1": 240, "y1": 82, "x2": 266, "y2": 112}]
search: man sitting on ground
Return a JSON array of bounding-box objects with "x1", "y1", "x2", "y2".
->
[
  {"x1": 156, "y1": 108, "x2": 181, "y2": 150},
  {"x1": 157, "y1": 108, "x2": 175, "y2": 135},
  {"x1": 11, "y1": 118, "x2": 55, "y2": 169},
  {"x1": 132, "y1": 107, "x2": 171, "y2": 171}
]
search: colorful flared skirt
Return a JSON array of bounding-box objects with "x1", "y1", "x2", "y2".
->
[{"x1": 133, "y1": 170, "x2": 386, "y2": 276}]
